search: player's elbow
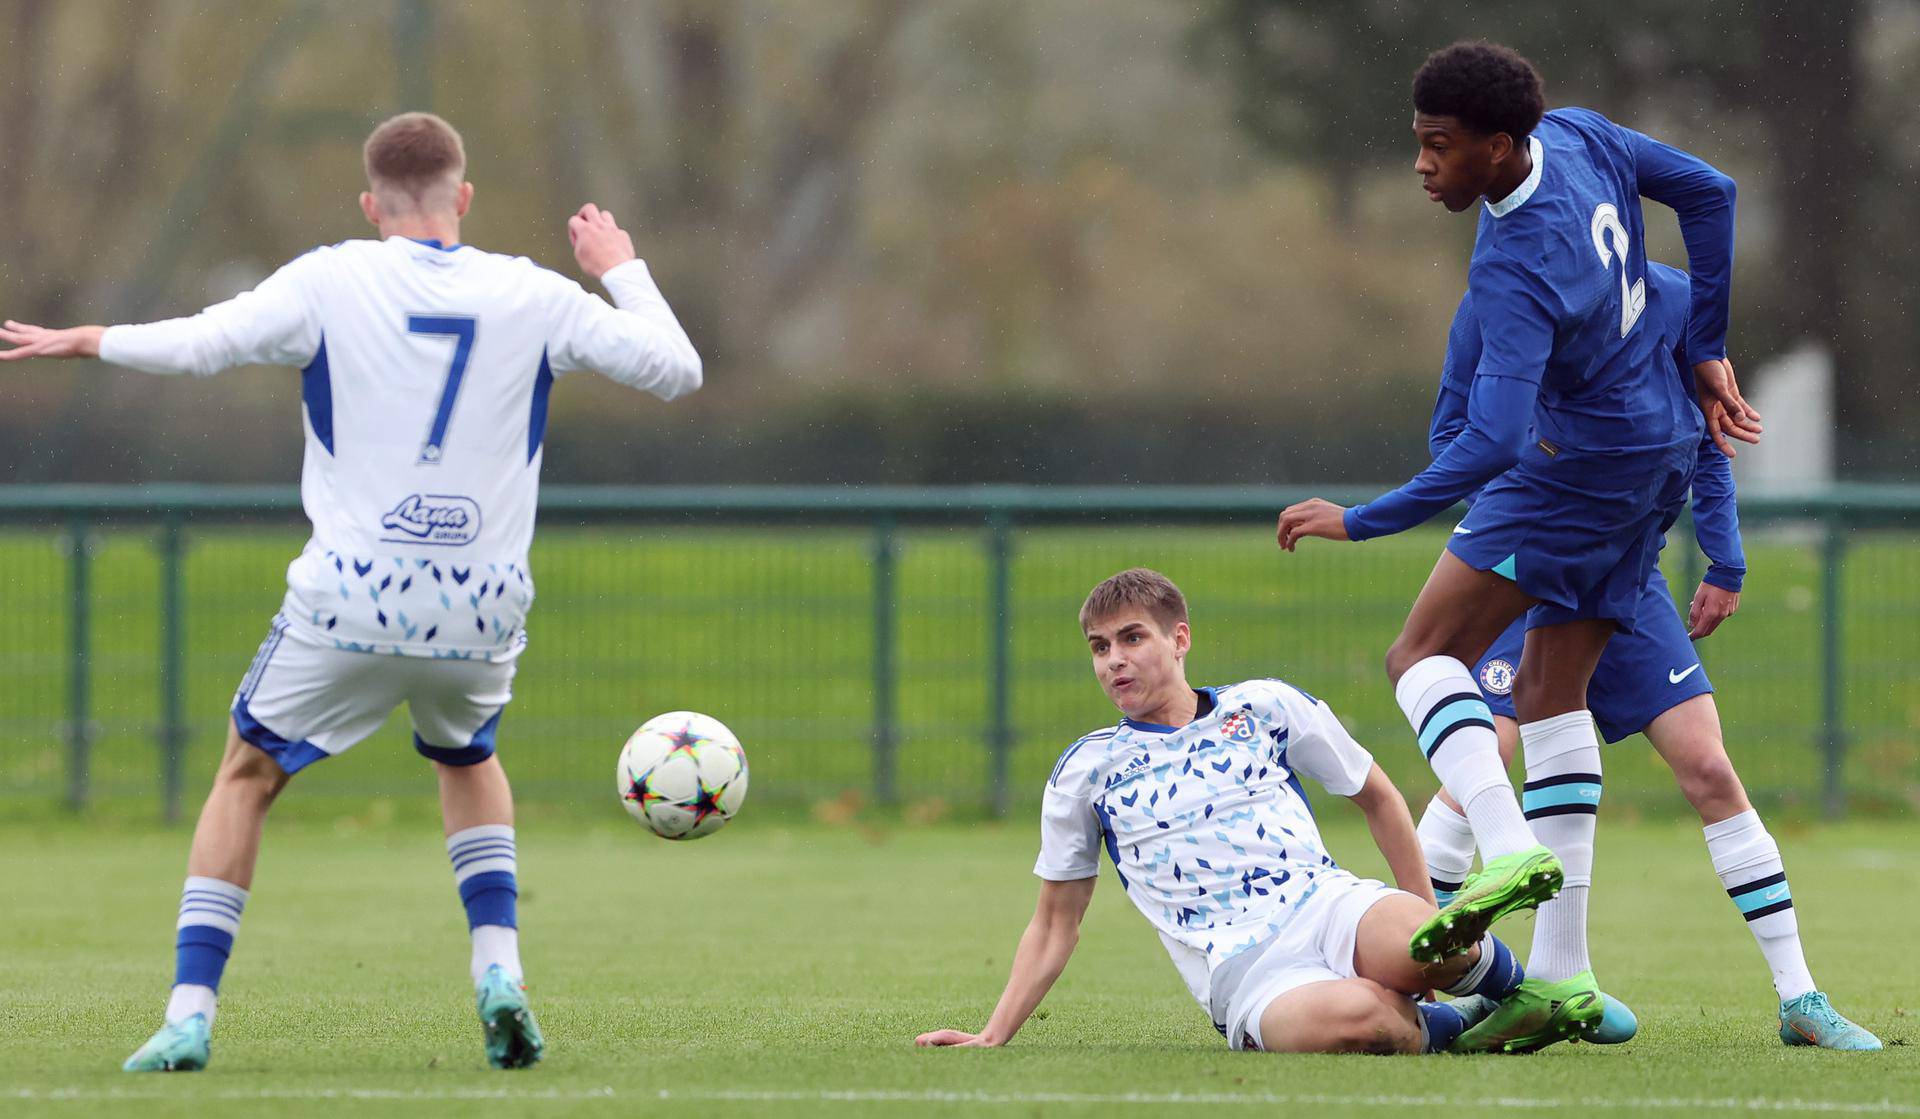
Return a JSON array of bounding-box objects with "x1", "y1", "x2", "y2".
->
[
  {"x1": 1714, "y1": 170, "x2": 1737, "y2": 207},
  {"x1": 652, "y1": 345, "x2": 703, "y2": 402}
]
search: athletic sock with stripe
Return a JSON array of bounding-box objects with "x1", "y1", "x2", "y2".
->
[
  {"x1": 1520, "y1": 710, "x2": 1602, "y2": 983},
  {"x1": 1395, "y1": 655, "x2": 1535, "y2": 860}
]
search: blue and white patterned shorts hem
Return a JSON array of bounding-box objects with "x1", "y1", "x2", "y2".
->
[{"x1": 232, "y1": 613, "x2": 517, "y2": 774}]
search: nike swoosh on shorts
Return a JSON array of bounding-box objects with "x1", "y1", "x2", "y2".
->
[{"x1": 1668, "y1": 664, "x2": 1702, "y2": 684}]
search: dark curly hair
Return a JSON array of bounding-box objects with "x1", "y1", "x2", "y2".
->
[{"x1": 1412, "y1": 41, "x2": 1544, "y2": 143}]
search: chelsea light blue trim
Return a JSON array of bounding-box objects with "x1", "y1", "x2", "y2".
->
[
  {"x1": 1733, "y1": 881, "x2": 1791, "y2": 915},
  {"x1": 1493, "y1": 553, "x2": 1518, "y2": 580},
  {"x1": 1485, "y1": 135, "x2": 1545, "y2": 218},
  {"x1": 1417, "y1": 698, "x2": 1494, "y2": 756},
  {"x1": 1522, "y1": 781, "x2": 1604, "y2": 813}
]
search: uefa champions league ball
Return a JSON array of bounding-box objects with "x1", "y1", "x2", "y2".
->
[{"x1": 617, "y1": 711, "x2": 749, "y2": 840}]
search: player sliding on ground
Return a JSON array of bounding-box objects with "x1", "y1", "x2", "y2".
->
[
  {"x1": 916, "y1": 568, "x2": 1556, "y2": 1056},
  {"x1": 1411, "y1": 263, "x2": 1879, "y2": 1050},
  {"x1": 0, "y1": 112, "x2": 703, "y2": 1071},
  {"x1": 1276, "y1": 41, "x2": 1762, "y2": 1051}
]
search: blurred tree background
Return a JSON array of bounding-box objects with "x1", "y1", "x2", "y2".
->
[{"x1": 1, "y1": 0, "x2": 1915, "y2": 484}]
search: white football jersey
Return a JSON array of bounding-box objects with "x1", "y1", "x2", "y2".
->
[
  {"x1": 99, "y1": 236, "x2": 701, "y2": 659},
  {"x1": 1034, "y1": 679, "x2": 1375, "y2": 1016}
]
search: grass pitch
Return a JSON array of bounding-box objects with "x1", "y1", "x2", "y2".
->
[{"x1": 3, "y1": 806, "x2": 1915, "y2": 1117}]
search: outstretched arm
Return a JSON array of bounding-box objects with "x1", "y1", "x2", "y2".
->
[
  {"x1": 1347, "y1": 763, "x2": 1435, "y2": 905},
  {"x1": 1277, "y1": 373, "x2": 1535, "y2": 549},
  {"x1": 915, "y1": 877, "x2": 1095, "y2": 1048},
  {"x1": 0, "y1": 322, "x2": 105, "y2": 361},
  {"x1": 5, "y1": 253, "x2": 320, "y2": 376}
]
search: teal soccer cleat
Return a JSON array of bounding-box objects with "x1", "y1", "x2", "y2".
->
[
  {"x1": 122, "y1": 1014, "x2": 210, "y2": 1072},
  {"x1": 1779, "y1": 991, "x2": 1881, "y2": 1050},
  {"x1": 477, "y1": 964, "x2": 545, "y2": 1069},
  {"x1": 1581, "y1": 992, "x2": 1639, "y2": 1044}
]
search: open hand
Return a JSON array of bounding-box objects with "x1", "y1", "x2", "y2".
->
[
  {"x1": 567, "y1": 203, "x2": 638, "y2": 281},
  {"x1": 0, "y1": 321, "x2": 105, "y2": 361},
  {"x1": 1276, "y1": 498, "x2": 1350, "y2": 552},
  {"x1": 915, "y1": 1029, "x2": 998, "y2": 1048},
  {"x1": 1693, "y1": 357, "x2": 1762, "y2": 458},
  {"x1": 1687, "y1": 581, "x2": 1739, "y2": 639}
]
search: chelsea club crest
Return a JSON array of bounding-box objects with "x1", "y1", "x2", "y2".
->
[{"x1": 1479, "y1": 658, "x2": 1516, "y2": 697}]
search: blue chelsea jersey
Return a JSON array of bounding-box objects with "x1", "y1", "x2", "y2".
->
[{"x1": 1468, "y1": 108, "x2": 1701, "y2": 459}]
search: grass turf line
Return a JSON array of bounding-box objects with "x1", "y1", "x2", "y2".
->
[{"x1": 1, "y1": 813, "x2": 1914, "y2": 1118}]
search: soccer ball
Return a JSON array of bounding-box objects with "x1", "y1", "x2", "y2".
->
[{"x1": 616, "y1": 711, "x2": 749, "y2": 840}]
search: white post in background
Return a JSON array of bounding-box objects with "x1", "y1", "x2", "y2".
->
[{"x1": 1733, "y1": 342, "x2": 1835, "y2": 493}]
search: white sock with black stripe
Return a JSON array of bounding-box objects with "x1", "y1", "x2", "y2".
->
[
  {"x1": 1520, "y1": 711, "x2": 1602, "y2": 983},
  {"x1": 1395, "y1": 656, "x2": 1535, "y2": 860},
  {"x1": 1415, "y1": 796, "x2": 1477, "y2": 905},
  {"x1": 1706, "y1": 809, "x2": 1815, "y2": 1001}
]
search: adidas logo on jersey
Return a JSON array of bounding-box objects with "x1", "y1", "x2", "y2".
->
[{"x1": 380, "y1": 494, "x2": 483, "y2": 546}]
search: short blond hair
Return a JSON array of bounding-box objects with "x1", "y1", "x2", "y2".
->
[
  {"x1": 1080, "y1": 568, "x2": 1189, "y2": 634},
  {"x1": 363, "y1": 112, "x2": 466, "y2": 213}
]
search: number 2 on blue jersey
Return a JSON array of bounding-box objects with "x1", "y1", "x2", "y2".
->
[
  {"x1": 407, "y1": 315, "x2": 477, "y2": 465},
  {"x1": 1589, "y1": 204, "x2": 1646, "y2": 338}
]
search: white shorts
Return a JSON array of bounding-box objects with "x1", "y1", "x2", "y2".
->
[
  {"x1": 232, "y1": 614, "x2": 518, "y2": 775},
  {"x1": 1222, "y1": 871, "x2": 1409, "y2": 1051}
]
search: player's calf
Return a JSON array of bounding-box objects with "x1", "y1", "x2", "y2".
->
[{"x1": 1254, "y1": 979, "x2": 1425, "y2": 1055}]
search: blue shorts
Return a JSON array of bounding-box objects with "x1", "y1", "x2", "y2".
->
[
  {"x1": 1447, "y1": 441, "x2": 1695, "y2": 632},
  {"x1": 1475, "y1": 572, "x2": 1714, "y2": 743}
]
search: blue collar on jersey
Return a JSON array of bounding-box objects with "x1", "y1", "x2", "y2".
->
[
  {"x1": 406, "y1": 237, "x2": 464, "y2": 252},
  {"x1": 1121, "y1": 686, "x2": 1217, "y2": 734},
  {"x1": 1485, "y1": 134, "x2": 1545, "y2": 219}
]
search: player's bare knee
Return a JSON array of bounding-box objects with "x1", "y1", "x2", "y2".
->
[
  {"x1": 1677, "y1": 752, "x2": 1749, "y2": 820},
  {"x1": 214, "y1": 744, "x2": 289, "y2": 803},
  {"x1": 1383, "y1": 636, "x2": 1424, "y2": 686}
]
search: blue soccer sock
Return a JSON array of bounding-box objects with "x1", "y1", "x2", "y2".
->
[
  {"x1": 1442, "y1": 933, "x2": 1524, "y2": 1000},
  {"x1": 448, "y1": 824, "x2": 522, "y2": 985},
  {"x1": 167, "y1": 875, "x2": 248, "y2": 1026},
  {"x1": 1417, "y1": 1001, "x2": 1468, "y2": 1053}
]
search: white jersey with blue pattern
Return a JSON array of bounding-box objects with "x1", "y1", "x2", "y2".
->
[
  {"x1": 1035, "y1": 679, "x2": 1375, "y2": 1013},
  {"x1": 98, "y1": 236, "x2": 701, "y2": 660}
]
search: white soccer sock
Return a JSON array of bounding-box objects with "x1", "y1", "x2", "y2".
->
[
  {"x1": 1705, "y1": 809, "x2": 1815, "y2": 1002},
  {"x1": 1519, "y1": 710, "x2": 1602, "y2": 983},
  {"x1": 1395, "y1": 656, "x2": 1534, "y2": 859},
  {"x1": 1416, "y1": 796, "x2": 1477, "y2": 901},
  {"x1": 471, "y1": 924, "x2": 524, "y2": 987},
  {"x1": 165, "y1": 983, "x2": 218, "y2": 1027}
]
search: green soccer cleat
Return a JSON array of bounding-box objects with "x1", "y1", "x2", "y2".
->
[
  {"x1": 122, "y1": 1014, "x2": 211, "y2": 1072},
  {"x1": 1452, "y1": 972, "x2": 1603, "y2": 1054},
  {"x1": 1779, "y1": 991, "x2": 1881, "y2": 1051},
  {"x1": 477, "y1": 964, "x2": 545, "y2": 1069},
  {"x1": 1581, "y1": 992, "x2": 1639, "y2": 1044},
  {"x1": 1411, "y1": 845, "x2": 1563, "y2": 963}
]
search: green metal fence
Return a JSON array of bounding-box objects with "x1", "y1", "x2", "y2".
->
[{"x1": 1, "y1": 484, "x2": 1916, "y2": 822}]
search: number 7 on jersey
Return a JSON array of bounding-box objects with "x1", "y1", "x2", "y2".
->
[{"x1": 408, "y1": 314, "x2": 477, "y2": 465}]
